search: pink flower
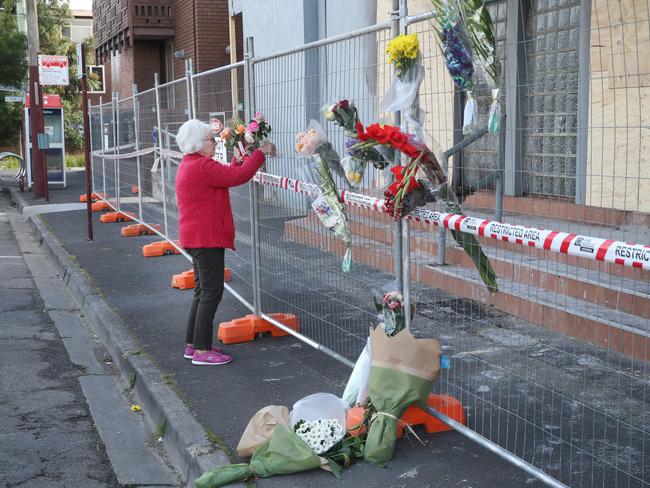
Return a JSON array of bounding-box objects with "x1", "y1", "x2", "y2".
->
[
  {"x1": 254, "y1": 112, "x2": 265, "y2": 122},
  {"x1": 247, "y1": 121, "x2": 260, "y2": 132}
]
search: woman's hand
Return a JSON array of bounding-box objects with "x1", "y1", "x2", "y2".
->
[{"x1": 258, "y1": 143, "x2": 276, "y2": 157}]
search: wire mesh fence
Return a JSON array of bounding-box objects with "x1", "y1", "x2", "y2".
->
[{"x1": 86, "y1": 1, "x2": 649, "y2": 486}]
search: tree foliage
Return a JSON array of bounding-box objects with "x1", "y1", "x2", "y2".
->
[
  {"x1": 0, "y1": 0, "x2": 98, "y2": 150},
  {"x1": 0, "y1": 0, "x2": 28, "y2": 147}
]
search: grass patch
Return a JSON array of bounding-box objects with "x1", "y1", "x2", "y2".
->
[
  {"x1": 206, "y1": 429, "x2": 237, "y2": 463},
  {"x1": 161, "y1": 372, "x2": 192, "y2": 408},
  {"x1": 153, "y1": 419, "x2": 167, "y2": 440},
  {"x1": 0, "y1": 157, "x2": 20, "y2": 171},
  {"x1": 66, "y1": 153, "x2": 87, "y2": 168}
]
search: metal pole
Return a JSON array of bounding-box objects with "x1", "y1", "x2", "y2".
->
[
  {"x1": 154, "y1": 73, "x2": 169, "y2": 236},
  {"x1": 184, "y1": 59, "x2": 194, "y2": 120},
  {"x1": 245, "y1": 36, "x2": 263, "y2": 316},
  {"x1": 398, "y1": 0, "x2": 411, "y2": 330},
  {"x1": 132, "y1": 83, "x2": 143, "y2": 223},
  {"x1": 115, "y1": 92, "x2": 122, "y2": 211},
  {"x1": 391, "y1": 0, "x2": 403, "y2": 292},
  {"x1": 99, "y1": 96, "x2": 106, "y2": 198},
  {"x1": 495, "y1": 113, "x2": 506, "y2": 221},
  {"x1": 437, "y1": 154, "x2": 450, "y2": 266},
  {"x1": 111, "y1": 92, "x2": 118, "y2": 210},
  {"x1": 188, "y1": 58, "x2": 198, "y2": 120},
  {"x1": 81, "y1": 43, "x2": 93, "y2": 241},
  {"x1": 25, "y1": 0, "x2": 46, "y2": 198},
  {"x1": 575, "y1": 0, "x2": 591, "y2": 205},
  {"x1": 88, "y1": 102, "x2": 95, "y2": 192}
]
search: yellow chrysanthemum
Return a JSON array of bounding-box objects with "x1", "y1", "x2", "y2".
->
[{"x1": 385, "y1": 34, "x2": 420, "y2": 79}]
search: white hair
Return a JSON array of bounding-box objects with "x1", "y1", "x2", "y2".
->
[{"x1": 176, "y1": 119, "x2": 211, "y2": 155}]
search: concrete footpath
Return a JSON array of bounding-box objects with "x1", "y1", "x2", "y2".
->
[
  {"x1": 3, "y1": 171, "x2": 544, "y2": 487},
  {"x1": 0, "y1": 183, "x2": 186, "y2": 487}
]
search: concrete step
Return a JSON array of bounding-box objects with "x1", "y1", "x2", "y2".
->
[
  {"x1": 347, "y1": 203, "x2": 650, "y2": 282},
  {"x1": 284, "y1": 217, "x2": 650, "y2": 361},
  {"x1": 290, "y1": 210, "x2": 650, "y2": 319}
]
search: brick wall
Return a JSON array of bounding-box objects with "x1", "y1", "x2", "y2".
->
[
  {"x1": 171, "y1": 0, "x2": 235, "y2": 79},
  {"x1": 194, "y1": 0, "x2": 230, "y2": 72},
  {"x1": 172, "y1": 0, "x2": 195, "y2": 79}
]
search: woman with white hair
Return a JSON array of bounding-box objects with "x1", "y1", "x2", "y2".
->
[{"x1": 175, "y1": 119, "x2": 274, "y2": 365}]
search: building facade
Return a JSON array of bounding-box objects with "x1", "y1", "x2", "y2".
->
[{"x1": 92, "y1": 0, "x2": 243, "y2": 98}]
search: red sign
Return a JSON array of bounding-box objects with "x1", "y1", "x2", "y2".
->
[
  {"x1": 25, "y1": 94, "x2": 63, "y2": 108},
  {"x1": 210, "y1": 117, "x2": 224, "y2": 134}
]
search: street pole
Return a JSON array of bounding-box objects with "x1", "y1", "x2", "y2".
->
[
  {"x1": 81, "y1": 43, "x2": 93, "y2": 241},
  {"x1": 25, "y1": 0, "x2": 46, "y2": 199}
]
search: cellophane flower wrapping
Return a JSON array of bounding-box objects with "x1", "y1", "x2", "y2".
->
[
  {"x1": 296, "y1": 120, "x2": 353, "y2": 272},
  {"x1": 460, "y1": 0, "x2": 502, "y2": 133}
]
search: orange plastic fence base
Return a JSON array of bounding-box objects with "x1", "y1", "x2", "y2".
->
[
  {"x1": 142, "y1": 240, "x2": 181, "y2": 257},
  {"x1": 80, "y1": 192, "x2": 107, "y2": 203},
  {"x1": 346, "y1": 394, "x2": 466, "y2": 438},
  {"x1": 131, "y1": 186, "x2": 139, "y2": 194},
  {"x1": 100, "y1": 211, "x2": 136, "y2": 223},
  {"x1": 171, "y1": 268, "x2": 233, "y2": 289},
  {"x1": 120, "y1": 223, "x2": 162, "y2": 237},
  {"x1": 217, "y1": 313, "x2": 299, "y2": 344},
  {"x1": 91, "y1": 201, "x2": 112, "y2": 212}
]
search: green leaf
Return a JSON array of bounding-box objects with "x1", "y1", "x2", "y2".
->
[
  {"x1": 326, "y1": 458, "x2": 343, "y2": 478},
  {"x1": 449, "y1": 227, "x2": 498, "y2": 293}
]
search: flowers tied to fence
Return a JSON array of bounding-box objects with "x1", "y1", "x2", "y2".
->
[
  {"x1": 431, "y1": 0, "x2": 501, "y2": 134},
  {"x1": 354, "y1": 121, "x2": 498, "y2": 292},
  {"x1": 373, "y1": 289, "x2": 415, "y2": 337},
  {"x1": 385, "y1": 33, "x2": 420, "y2": 80},
  {"x1": 220, "y1": 112, "x2": 272, "y2": 159},
  {"x1": 323, "y1": 99, "x2": 391, "y2": 187},
  {"x1": 295, "y1": 120, "x2": 353, "y2": 272},
  {"x1": 431, "y1": 0, "x2": 477, "y2": 133}
]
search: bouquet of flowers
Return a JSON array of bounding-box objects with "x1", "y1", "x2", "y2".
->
[
  {"x1": 459, "y1": 0, "x2": 502, "y2": 133},
  {"x1": 296, "y1": 121, "x2": 353, "y2": 272},
  {"x1": 385, "y1": 33, "x2": 420, "y2": 80},
  {"x1": 431, "y1": 0, "x2": 478, "y2": 134},
  {"x1": 355, "y1": 121, "x2": 498, "y2": 292},
  {"x1": 323, "y1": 99, "x2": 391, "y2": 186},
  {"x1": 372, "y1": 289, "x2": 415, "y2": 337},
  {"x1": 220, "y1": 112, "x2": 272, "y2": 160},
  {"x1": 196, "y1": 395, "x2": 365, "y2": 486},
  {"x1": 362, "y1": 327, "x2": 441, "y2": 464},
  {"x1": 380, "y1": 34, "x2": 425, "y2": 117}
]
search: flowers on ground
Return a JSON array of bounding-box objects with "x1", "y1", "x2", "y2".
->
[{"x1": 294, "y1": 419, "x2": 345, "y2": 455}]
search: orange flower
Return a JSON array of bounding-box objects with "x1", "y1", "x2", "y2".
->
[
  {"x1": 236, "y1": 124, "x2": 246, "y2": 135},
  {"x1": 220, "y1": 127, "x2": 231, "y2": 140}
]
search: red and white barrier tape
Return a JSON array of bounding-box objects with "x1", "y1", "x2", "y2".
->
[{"x1": 254, "y1": 171, "x2": 650, "y2": 271}]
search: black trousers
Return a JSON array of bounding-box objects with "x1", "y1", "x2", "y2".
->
[{"x1": 184, "y1": 248, "x2": 225, "y2": 350}]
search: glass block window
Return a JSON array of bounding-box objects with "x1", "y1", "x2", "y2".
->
[
  {"x1": 461, "y1": 0, "x2": 508, "y2": 191},
  {"x1": 523, "y1": 0, "x2": 580, "y2": 198}
]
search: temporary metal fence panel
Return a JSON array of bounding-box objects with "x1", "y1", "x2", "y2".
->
[
  {"x1": 250, "y1": 25, "x2": 396, "y2": 362},
  {"x1": 87, "y1": 1, "x2": 650, "y2": 486},
  {"x1": 189, "y1": 63, "x2": 257, "y2": 308}
]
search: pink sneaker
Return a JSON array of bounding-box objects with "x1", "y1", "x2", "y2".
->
[
  {"x1": 191, "y1": 350, "x2": 232, "y2": 366},
  {"x1": 184, "y1": 345, "x2": 223, "y2": 359}
]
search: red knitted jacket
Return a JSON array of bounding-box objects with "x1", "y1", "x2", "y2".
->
[{"x1": 175, "y1": 150, "x2": 265, "y2": 249}]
